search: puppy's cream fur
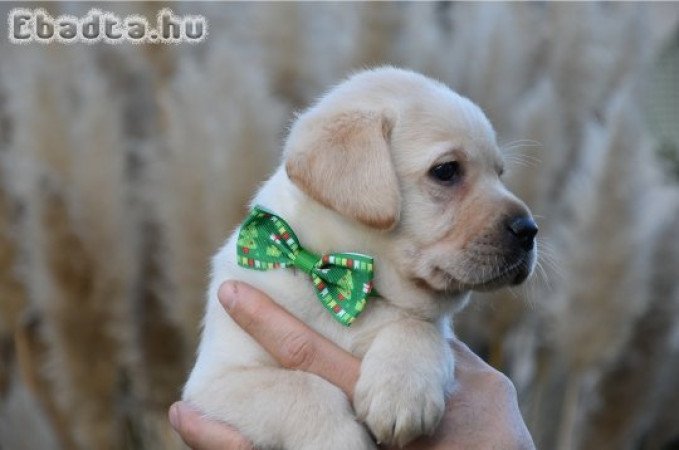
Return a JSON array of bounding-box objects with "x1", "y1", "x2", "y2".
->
[{"x1": 184, "y1": 67, "x2": 536, "y2": 449}]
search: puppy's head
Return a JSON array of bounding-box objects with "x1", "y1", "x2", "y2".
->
[{"x1": 285, "y1": 67, "x2": 537, "y2": 295}]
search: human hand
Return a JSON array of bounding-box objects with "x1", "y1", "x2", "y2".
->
[
  {"x1": 169, "y1": 281, "x2": 535, "y2": 450},
  {"x1": 405, "y1": 338, "x2": 535, "y2": 450}
]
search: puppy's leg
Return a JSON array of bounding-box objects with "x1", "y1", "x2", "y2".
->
[
  {"x1": 184, "y1": 366, "x2": 375, "y2": 450},
  {"x1": 354, "y1": 319, "x2": 453, "y2": 447}
]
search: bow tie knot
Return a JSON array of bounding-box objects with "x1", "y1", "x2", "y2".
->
[
  {"x1": 291, "y1": 248, "x2": 319, "y2": 274},
  {"x1": 236, "y1": 206, "x2": 376, "y2": 326}
]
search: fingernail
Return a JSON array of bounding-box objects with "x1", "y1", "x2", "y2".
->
[
  {"x1": 219, "y1": 280, "x2": 239, "y2": 311},
  {"x1": 168, "y1": 403, "x2": 181, "y2": 429}
]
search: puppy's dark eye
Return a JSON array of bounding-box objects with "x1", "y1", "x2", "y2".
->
[{"x1": 429, "y1": 161, "x2": 463, "y2": 185}]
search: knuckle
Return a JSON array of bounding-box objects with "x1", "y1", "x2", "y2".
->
[
  {"x1": 279, "y1": 331, "x2": 316, "y2": 370},
  {"x1": 484, "y1": 369, "x2": 517, "y2": 397}
]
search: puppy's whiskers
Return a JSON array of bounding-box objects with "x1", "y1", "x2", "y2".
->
[
  {"x1": 506, "y1": 285, "x2": 520, "y2": 300},
  {"x1": 535, "y1": 260, "x2": 550, "y2": 287},
  {"x1": 500, "y1": 139, "x2": 543, "y2": 154},
  {"x1": 500, "y1": 138, "x2": 543, "y2": 147},
  {"x1": 501, "y1": 139, "x2": 543, "y2": 172},
  {"x1": 535, "y1": 239, "x2": 563, "y2": 281}
]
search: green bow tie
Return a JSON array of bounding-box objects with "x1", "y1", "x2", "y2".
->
[{"x1": 236, "y1": 206, "x2": 376, "y2": 326}]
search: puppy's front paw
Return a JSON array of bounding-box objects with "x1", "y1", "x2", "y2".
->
[{"x1": 354, "y1": 368, "x2": 446, "y2": 447}]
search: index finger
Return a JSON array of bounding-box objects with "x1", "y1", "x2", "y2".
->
[{"x1": 218, "y1": 281, "x2": 361, "y2": 398}]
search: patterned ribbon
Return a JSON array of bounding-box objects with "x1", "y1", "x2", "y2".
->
[{"x1": 236, "y1": 206, "x2": 376, "y2": 326}]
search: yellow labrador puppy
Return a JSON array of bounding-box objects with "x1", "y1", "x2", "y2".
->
[{"x1": 183, "y1": 67, "x2": 537, "y2": 449}]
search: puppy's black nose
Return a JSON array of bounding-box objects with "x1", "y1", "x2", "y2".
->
[{"x1": 507, "y1": 216, "x2": 538, "y2": 251}]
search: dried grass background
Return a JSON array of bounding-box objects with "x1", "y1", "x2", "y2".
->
[{"x1": 1, "y1": 2, "x2": 678, "y2": 450}]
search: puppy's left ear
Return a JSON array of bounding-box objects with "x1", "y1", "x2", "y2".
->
[{"x1": 285, "y1": 109, "x2": 400, "y2": 230}]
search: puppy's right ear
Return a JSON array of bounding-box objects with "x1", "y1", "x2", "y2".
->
[{"x1": 284, "y1": 109, "x2": 400, "y2": 230}]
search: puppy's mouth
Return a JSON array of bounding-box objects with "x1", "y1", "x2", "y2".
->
[
  {"x1": 416, "y1": 252, "x2": 535, "y2": 294},
  {"x1": 467, "y1": 256, "x2": 532, "y2": 291}
]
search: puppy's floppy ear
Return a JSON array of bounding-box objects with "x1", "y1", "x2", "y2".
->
[{"x1": 285, "y1": 109, "x2": 400, "y2": 230}]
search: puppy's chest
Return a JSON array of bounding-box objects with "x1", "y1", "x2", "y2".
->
[{"x1": 231, "y1": 261, "x2": 390, "y2": 356}]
